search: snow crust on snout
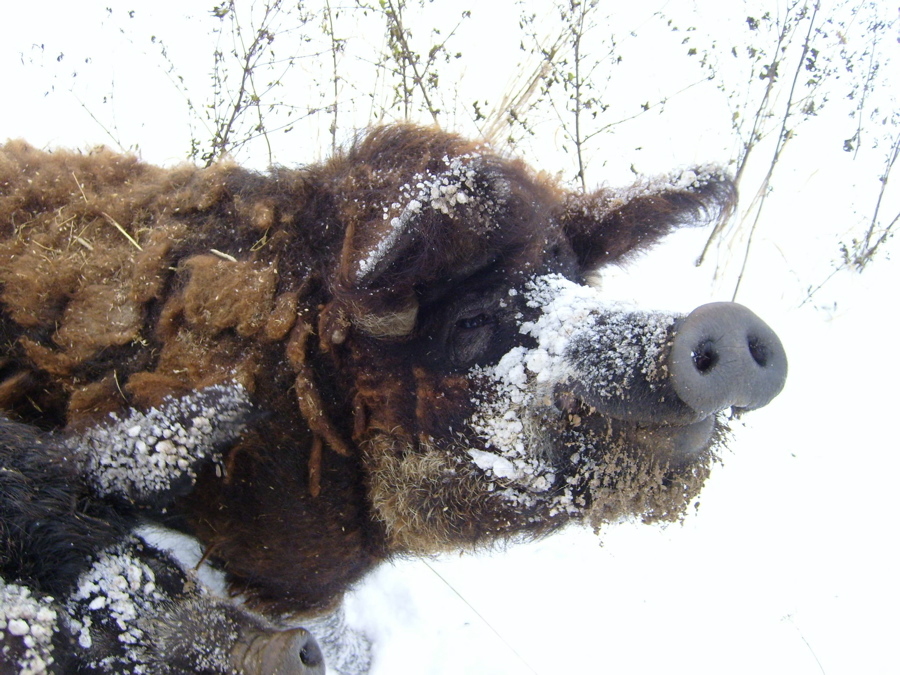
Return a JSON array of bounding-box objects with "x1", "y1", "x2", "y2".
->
[
  {"x1": 467, "y1": 274, "x2": 676, "y2": 507},
  {"x1": 65, "y1": 540, "x2": 164, "y2": 652},
  {"x1": 468, "y1": 274, "x2": 611, "y2": 492}
]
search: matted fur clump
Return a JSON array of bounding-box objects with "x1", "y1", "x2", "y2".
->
[{"x1": 1, "y1": 125, "x2": 786, "y2": 672}]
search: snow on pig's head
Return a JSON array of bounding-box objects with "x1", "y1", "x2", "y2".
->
[{"x1": 323, "y1": 126, "x2": 788, "y2": 553}]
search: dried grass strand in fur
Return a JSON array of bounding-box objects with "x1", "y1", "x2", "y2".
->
[{"x1": 101, "y1": 211, "x2": 142, "y2": 251}]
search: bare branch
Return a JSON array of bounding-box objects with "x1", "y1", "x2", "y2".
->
[
  {"x1": 732, "y1": 1, "x2": 820, "y2": 301},
  {"x1": 383, "y1": 0, "x2": 439, "y2": 123}
]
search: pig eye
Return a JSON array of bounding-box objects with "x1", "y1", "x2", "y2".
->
[
  {"x1": 449, "y1": 309, "x2": 497, "y2": 367},
  {"x1": 456, "y1": 313, "x2": 494, "y2": 330}
]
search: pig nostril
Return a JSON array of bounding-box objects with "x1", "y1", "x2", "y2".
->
[
  {"x1": 747, "y1": 335, "x2": 769, "y2": 367},
  {"x1": 298, "y1": 642, "x2": 322, "y2": 668},
  {"x1": 692, "y1": 340, "x2": 718, "y2": 374}
]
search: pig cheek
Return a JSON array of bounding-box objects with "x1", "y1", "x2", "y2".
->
[
  {"x1": 413, "y1": 368, "x2": 475, "y2": 442},
  {"x1": 624, "y1": 416, "x2": 719, "y2": 470},
  {"x1": 572, "y1": 412, "x2": 719, "y2": 471}
]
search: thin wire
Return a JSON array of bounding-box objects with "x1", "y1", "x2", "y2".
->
[{"x1": 420, "y1": 559, "x2": 541, "y2": 675}]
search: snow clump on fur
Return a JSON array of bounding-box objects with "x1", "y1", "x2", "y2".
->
[
  {"x1": 468, "y1": 273, "x2": 678, "y2": 510},
  {"x1": 67, "y1": 383, "x2": 251, "y2": 502},
  {"x1": 358, "y1": 154, "x2": 489, "y2": 280},
  {"x1": 1, "y1": 579, "x2": 58, "y2": 674}
]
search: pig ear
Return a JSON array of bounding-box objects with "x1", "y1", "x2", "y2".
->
[
  {"x1": 332, "y1": 154, "x2": 510, "y2": 340},
  {"x1": 332, "y1": 213, "x2": 422, "y2": 340},
  {"x1": 560, "y1": 169, "x2": 736, "y2": 272}
]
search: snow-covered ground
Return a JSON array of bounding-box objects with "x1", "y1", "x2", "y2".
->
[{"x1": 2, "y1": 2, "x2": 897, "y2": 674}]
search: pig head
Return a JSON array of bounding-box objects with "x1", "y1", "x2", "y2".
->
[{"x1": 321, "y1": 128, "x2": 787, "y2": 553}]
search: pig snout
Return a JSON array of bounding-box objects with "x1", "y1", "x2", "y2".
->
[
  {"x1": 668, "y1": 302, "x2": 787, "y2": 417},
  {"x1": 233, "y1": 626, "x2": 325, "y2": 675},
  {"x1": 563, "y1": 299, "x2": 786, "y2": 425}
]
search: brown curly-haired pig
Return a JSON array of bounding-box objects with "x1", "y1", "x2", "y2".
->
[{"x1": 0, "y1": 126, "x2": 786, "y2": 623}]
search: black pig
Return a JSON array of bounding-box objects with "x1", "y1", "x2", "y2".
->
[{"x1": 0, "y1": 388, "x2": 325, "y2": 674}]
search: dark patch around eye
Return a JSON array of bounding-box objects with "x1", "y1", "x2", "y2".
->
[{"x1": 456, "y1": 313, "x2": 494, "y2": 330}]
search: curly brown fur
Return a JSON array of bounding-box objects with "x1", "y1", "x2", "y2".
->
[
  {"x1": 0, "y1": 125, "x2": 781, "y2": 629},
  {"x1": 363, "y1": 436, "x2": 551, "y2": 554}
]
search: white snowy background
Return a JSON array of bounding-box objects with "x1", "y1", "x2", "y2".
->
[{"x1": 2, "y1": 1, "x2": 898, "y2": 674}]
